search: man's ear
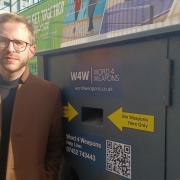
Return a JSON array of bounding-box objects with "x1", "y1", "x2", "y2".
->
[{"x1": 28, "y1": 44, "x2": 36, "y2": 59}]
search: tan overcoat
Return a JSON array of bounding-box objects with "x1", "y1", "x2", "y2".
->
[{"x1": 0, "y1": 68, "x2": 64, "y2": 180}]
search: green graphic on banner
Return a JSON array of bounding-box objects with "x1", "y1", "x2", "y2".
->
[{"x1": 20, "y1": 0, "x2": 66, "y2": 51}]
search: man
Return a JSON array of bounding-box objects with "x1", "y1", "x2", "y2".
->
[
  {"x1": 87, "y1": 0, "x2": 97, "y2": 34},
  {"x1": 0, "y1": 13, "x2": 65, "y2": 180},
  {"x1": 73, "y1": 0, "x2": 82, "y2": 34}
]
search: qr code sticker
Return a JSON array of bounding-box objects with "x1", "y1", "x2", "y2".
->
[{"x1": 106, "y1": 140, "x2": 131, "y2": 179}]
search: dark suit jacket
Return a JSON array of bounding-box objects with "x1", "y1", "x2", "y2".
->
[{"x1": 2, "y1": 67, "x2": 65, "y2": 180}]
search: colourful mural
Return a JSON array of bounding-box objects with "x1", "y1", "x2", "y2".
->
[
  {"x1": 19, "y1": 0, "x2": 180, "y2": 50},
  {"x1": 18, "y1": 0, "x2": 180, "y2": 74},
  {"x1": 62, "y1": 0, "x2": 106, "y2": 43},
  {"x1": 101, "y1": 0, "x2": 175, "y2": 33}
]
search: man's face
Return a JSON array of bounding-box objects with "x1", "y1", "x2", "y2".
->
[{"x1": 0, "y1": 22, "x2": 35, "y2": 74}]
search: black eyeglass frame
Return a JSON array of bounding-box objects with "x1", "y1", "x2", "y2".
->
[{"x1": 0, "y1": 35, "x2": 33, "y2": 52}]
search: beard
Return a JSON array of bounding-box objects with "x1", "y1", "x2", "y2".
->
[{"x1": 0, "y1": 52, "x2": 28, "y2": 74}]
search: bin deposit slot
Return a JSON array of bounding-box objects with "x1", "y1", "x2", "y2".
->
[{"x1": 82, "y1": 107, "x2": 103, "y2": 125}]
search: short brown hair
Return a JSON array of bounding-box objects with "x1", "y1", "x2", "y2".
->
[{"x1": 0, "y1": 13, "x2": 35, "y2": 44}]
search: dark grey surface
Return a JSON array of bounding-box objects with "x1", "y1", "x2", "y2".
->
[
  {"x1": 166, "y1": 36, "x2": 180, "y2": 180},
  {"x1": 37, "y1": 26, "x2": 180, "y2": 180}
]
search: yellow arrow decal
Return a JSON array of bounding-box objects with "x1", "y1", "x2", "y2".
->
[
  {"x1": 108, "y1": 108, "x2": 154, "y2": 132},
  {"x1": 63, "y1": 103, "x2": 78, "y2": 122}
]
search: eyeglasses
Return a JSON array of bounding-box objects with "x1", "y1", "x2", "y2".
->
[{"x1": 0, "y1": 35, "x2": 32, "y2": 52}]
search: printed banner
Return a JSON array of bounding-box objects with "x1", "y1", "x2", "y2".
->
[
  {"x1": 20, "y1": 0, "x2": 66, "y2": 51},
  {"x1": 62, "y1": 0, "x2": 106, "y2": 43},
  {"x1": 19, "y1": 0, "x2": 180, "y2": 50}
]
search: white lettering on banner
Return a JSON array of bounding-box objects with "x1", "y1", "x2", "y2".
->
[
  {"x1": 80, "y1": 137, "x2": 101, "y2": 149},
  {"x1": 66, "y1": 134, "x2": 77, "y2": 141},
  {"x1": 70, "y1": 67, "x2": 120, "y2": 82},
  {"x1": 27, "y1": 1, "x2": 65, "y2": 34},
  {"x1": 31, "y1": 12, "x2": 40, "y2": 25},
  {"x1": 34, "y1": 21, "x2": 49, "y2": 33},
  {"x1": 93, "y1": 68, "x2": 120, "y2": 82},
  {"x1": 41, "y1": 1, "x2": 64, "y2": 21},
  {"x1": 66, "y1": 146, "x2": 96, "y2": 161},
  {"x1": 74, "y1": 86, "x2": 113, "y2": 92},
  {"x1": 71, "y1": 71, "x2": 90, "y2": 81},
  {"x1": 66, "y1": 134, "x2": 101, "y2": 162}
]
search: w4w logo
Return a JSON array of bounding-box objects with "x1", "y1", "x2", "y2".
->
[{"x1": 70, "y1": 71, "x2": 90, "y2": 81}]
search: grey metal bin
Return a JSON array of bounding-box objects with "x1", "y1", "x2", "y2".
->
[{"x1": 37, "y1": 25, "x2": 180, "y2": 180}]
